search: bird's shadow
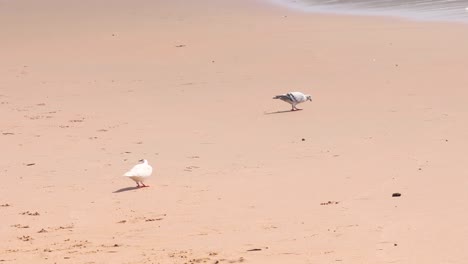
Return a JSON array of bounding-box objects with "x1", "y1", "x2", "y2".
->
[
  {"x1": 113, "y1": 186, "x2": 140, "y2": 193},
  {"x1": 264, "y1": 109, "x2": 301, "y2": 115}
]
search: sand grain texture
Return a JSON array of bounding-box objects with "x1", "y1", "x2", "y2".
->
[{"x1": 1, "y1": 0, "x2": 468, "y2": 263}]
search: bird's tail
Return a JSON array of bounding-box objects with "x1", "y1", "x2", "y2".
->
[{"x1": 273, "y1": 95, "x2": 287, "y2": 100}]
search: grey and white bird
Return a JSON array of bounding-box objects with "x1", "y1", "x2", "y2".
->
[
  {"x1": 273, "y1": 91, "x2": 312, "y2": 111},
  {"x1": 123, "y1": 159, "x2": 153, "y2": 188}
]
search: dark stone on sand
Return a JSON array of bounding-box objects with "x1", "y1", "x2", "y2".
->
[{"x1": 392, "y1": 193, "x2": 401, "y2": 197}]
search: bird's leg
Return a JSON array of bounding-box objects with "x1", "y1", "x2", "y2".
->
[
  {"x1": 136, "y1": 182, "x2": 142, "y2": 188},
  {"x1": 291, "y1": 105, "x2": 302, "y2": 111},
  {"x1": 140, "y1": 182, "x2": 149, "y2": 188}
]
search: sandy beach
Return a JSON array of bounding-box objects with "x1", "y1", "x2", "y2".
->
[{"x1": 2, "y1": 0, "x2": 468, "y2": 263}]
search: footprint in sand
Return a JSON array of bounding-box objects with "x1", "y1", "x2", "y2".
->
[
  {"x1": 69, "y1": 118, "x2": 85, "y2": 123},
  {"x1": 18, "y1": 235, "x2": 33, "y2": 241},
  {"x1": 145, "y1": 218, "x2": 163, "y2": 222},
  {"x1": 55, "y1": 224, "x2": 74, "y2": 230},
  {"x1": 184, "y1": 166, "x2": 200, "y2": 172},
  {"x1": 320, "y1": 201, "x2": 339, "y2": 206},
  {"x1": 24, "y1": 115, "x2": 52, "y2": 120},
  {"x1": 38, "y1": 224, "x2": 74, "y2": 233},
  {"x1": 20, "y1": 211, "x2": 40, "y2": 216},
  {"x1": 11, "y1": 224, "x2": 29, "y2": 229},
  {"x1": 117, "y1": 215, "x2": 166, "y2": 224}
]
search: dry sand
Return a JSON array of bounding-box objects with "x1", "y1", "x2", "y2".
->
[{"x1": 1, "y1": 0, "x2": 468, "y2": 263}]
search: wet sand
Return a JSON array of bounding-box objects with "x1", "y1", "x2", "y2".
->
[
  {"x1": 1, "y1": 0, "x2": 468, "y2": 263},
  {"x1": 271, "y1": 0, "x2": 468, "y2": 21}
]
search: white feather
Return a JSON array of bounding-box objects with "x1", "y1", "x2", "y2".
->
[{"x1": 123, "y1": 159, "x2": 153, "y2": 184}]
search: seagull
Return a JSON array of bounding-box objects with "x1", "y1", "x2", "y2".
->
[
  {"x1": 273, "y1": 91, "x2": 312, "y2": 111},
  {"x1": 123, "y1": 159, "x2": 153, "y2": 188}
]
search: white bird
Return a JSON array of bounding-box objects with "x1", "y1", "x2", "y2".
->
[
  {"x1": 123, "y1": 159, "x2": 153, "y2": 188},
  {"x1": 273, "y1": 91, "x2": 312, "y2": 111}
]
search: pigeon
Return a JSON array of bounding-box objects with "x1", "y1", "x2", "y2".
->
[
  {"x1": 273, "y1": 92, "x2": 312, "y2": 111},
  {"x1": 123, "y1": 159, "x2": 153, "y2": 188}
]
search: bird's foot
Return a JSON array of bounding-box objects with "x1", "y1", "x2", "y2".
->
[{"x1": 292, "y1": 108, "x2": 302, "y2": 111}]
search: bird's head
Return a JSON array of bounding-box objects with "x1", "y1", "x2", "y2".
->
[{"x1": 306, "y1": 95, "x2": 312, "y2": 102}]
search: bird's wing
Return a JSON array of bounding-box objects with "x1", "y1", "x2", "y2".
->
[
  {"x1": 144, "y1": 165, "x2": 153, "y2": 177},
  {"x1": 123, "y1": 164, "x2": 143, "y2": 176},
  {"x1": 273, "y1": 94, "x2": 295, "y2": 104},
  {"x1": 289, "y1": 92, "x2": 306, "y2": 102}
]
